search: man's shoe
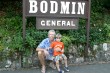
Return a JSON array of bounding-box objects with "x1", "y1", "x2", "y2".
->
[
  {"x1": 59, "y1": 70, "x2": 64, "y2": 73},
  {"x1": 49, "y1": 62, "x2": 56, "y2": 69},
  {"x1": 41, "y1": 66, "x2": 46, "y2": 73},
  {"x1": 64, "y1": 67, "x2": 69, "y2": 72}
]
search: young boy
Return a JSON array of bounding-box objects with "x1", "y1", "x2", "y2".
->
[{"x1": 50, "y1": 33, "x2": 69, "y2": 73}]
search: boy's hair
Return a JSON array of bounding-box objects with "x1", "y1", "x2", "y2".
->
[{"x1": 56, "y1": 33, "x2": 62, "y2": 37}]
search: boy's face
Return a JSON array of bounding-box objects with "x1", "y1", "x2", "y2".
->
[{"x1": 56, "y1": 37, "x2": 61, "y2": 42}]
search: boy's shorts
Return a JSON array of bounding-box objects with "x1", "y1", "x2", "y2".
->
[{"x1": 54, "y1": 54, "x2": 67, "y2": 62}]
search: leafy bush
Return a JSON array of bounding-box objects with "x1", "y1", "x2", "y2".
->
[{"x1": 61, "y1": 35, "x2": 72, "y2": 53}]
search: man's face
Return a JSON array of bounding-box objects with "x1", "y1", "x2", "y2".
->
[{"x1": 48, "y1": 32, "x2": 55, "y2": 41}]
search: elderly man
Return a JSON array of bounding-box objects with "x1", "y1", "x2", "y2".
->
[{"x1": 36, "y1": 30, "x2": 56, "y2": 73}]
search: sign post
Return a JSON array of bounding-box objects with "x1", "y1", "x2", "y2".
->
[
  {"x1": 23, "y1": 0, "x2": 91, "y2": 60},
  {"x1": 85, "y1": 0, "x2": 91, "y2": 61}
]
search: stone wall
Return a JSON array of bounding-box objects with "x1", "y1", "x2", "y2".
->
[
  {"x1": 68, "y1": 43, "x2": 110, "y2": 64},
  {"x1": 1, "y1": 43, "x2": 110, "y2": 69}
]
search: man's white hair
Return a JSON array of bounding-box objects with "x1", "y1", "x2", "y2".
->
[{"x1": 48, "y1": 30, "x2": 56, "y2": 35}]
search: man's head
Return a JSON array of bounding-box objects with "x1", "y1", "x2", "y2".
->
[
  {"x1": 55, "y1": 33, "x2": 62, "y2": 42},
  {"x1": 48, "y1": 30, "x2": 56, "y2": 42}
]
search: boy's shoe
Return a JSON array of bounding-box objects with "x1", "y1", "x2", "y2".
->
[
  {"x1": 59, "y1": 70, "x2": 64, "y2": 73},
  {"x1": 64, "y1": 67, "x2": 69, "y2": 72}
]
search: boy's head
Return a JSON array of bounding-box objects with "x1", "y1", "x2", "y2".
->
[{"x1": 56, "y1": 33, "x2": 62, "y2": 42}]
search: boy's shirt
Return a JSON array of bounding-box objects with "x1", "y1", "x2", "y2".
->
[{"x1": 50, "y1": 41, "x2": 64, "y2": 56}]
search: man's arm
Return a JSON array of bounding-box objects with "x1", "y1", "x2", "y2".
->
[
  {"x1": 36, "y1": 39, "x2": 46, "y2": 52},
  {"x1": 36, "y1": 48, "x2": 44, "y2": 52},
  {"x1": 36, "y1": 38, "x2": 50, "y2": 56}
]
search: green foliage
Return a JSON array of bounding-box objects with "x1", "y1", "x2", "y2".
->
[
  {"x1": 0, "y1": 42, "x2": 4, "y2": 52},
  {"x1": 0, "y1": 16, "x2": 22, "y2": 50},
  {"x1": 23, "y1": 27, "x2": 48, "y2": 56},
  {"x1": 68, "y1": 27, "x2": 86, "y2": 44},
  {"x1": 0, "y1": 1, "x2": 22, "y2": 17},
  {"x1": 61, "y1": 35, "x2": 72, "y2": 53},
  {"x1": 25, "y1": 28, "x2": 48, "y2": 48},
  {"x1": 103, "y1": 23, "x2": 110, "y2": 43},
  {"x1": 0, "y1": 16, "x2": 23, "y2": 60},
  {"x1": 9, "y1": 32, "x2": 23, "y2": 51},
  {"x1": 0, "y1": 16, "x2": 22, "y2": 33},
  {"x1": 103, "y1": 13, "x2": 110, "y2": 43},
  {"x1": 91, "y1": 0, "x2": 104, "y2": 12},
  {"x1": 0, "y1": 0, "x2": 110, "y2": 59}
]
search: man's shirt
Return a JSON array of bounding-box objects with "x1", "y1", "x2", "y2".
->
[{"x1": 37, "y1": 38, "x2": 53, "y2": 56}]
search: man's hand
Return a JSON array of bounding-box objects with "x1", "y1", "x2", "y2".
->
[
  {"x1": 46, "y1": 47, "x2": 50, "y2": 51},
  {"x1": 43, "y1": 49, "x2": 49, "y2": 56}
]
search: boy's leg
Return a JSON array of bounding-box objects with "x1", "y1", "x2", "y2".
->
[
  {"x1": 62, "y1": 54, "x2": 69, "y2": 72},
  {"x1": 56, "y1": 60, "x2": 60, "y2": 71},
  {"x1": 54, "y1": 55, "x2": 61, "y2": 71},
  {"x1": 62, "y1": 54, "x2": 68, "y2": 67},
  {"x1": 55, "y1": 56, "x2": 65, "y2": 73}
]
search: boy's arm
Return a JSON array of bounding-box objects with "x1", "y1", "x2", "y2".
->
[
  {"x1": 61, "y1": 48, "x2": 64, "y2": 53},
  {"x1": 55, "y1": 48, "x2": 62, "y2": 52}
]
